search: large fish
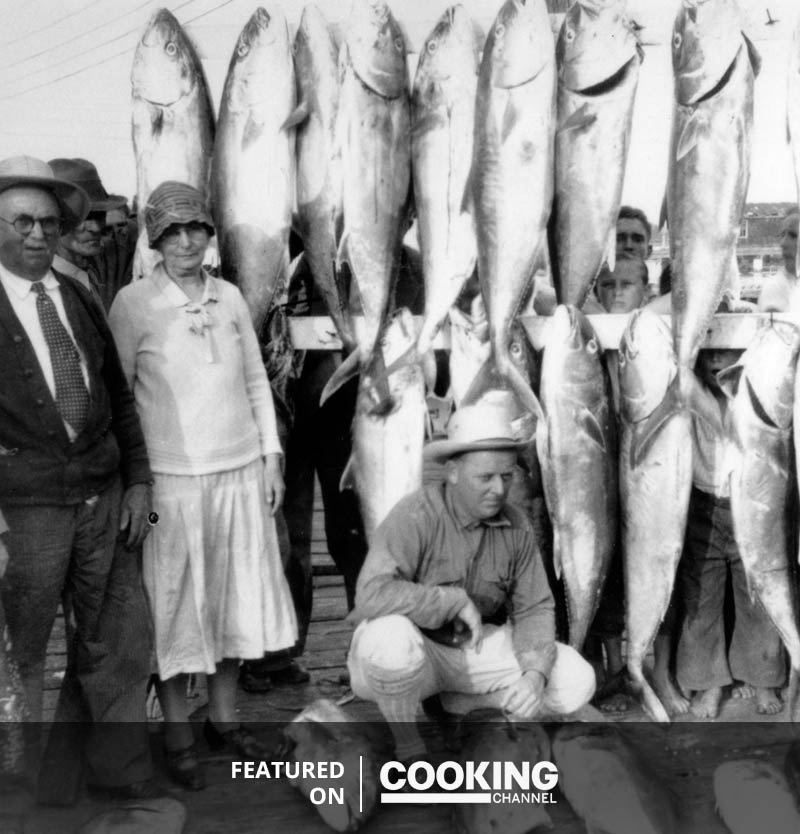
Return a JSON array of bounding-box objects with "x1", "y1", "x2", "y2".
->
[
  {"x1": 638, "y1": 0, "x2": 760, "y2": 461},
  {"x1": 727, "y1": 321, "x2": 800, "y2": 722},
  {"x1": 551, "y1": 0, "x2": 642, "y2": 307},
  {"x1": 537, "y1": 305, "x2": 616, "y2": 651},
  {"x1": 714, "y1": 760, "x2": 800, "y2": 834},
  {"x1": 212, "y1": 6, "x2": 297, "y2": 336},
  {"x1": 342, "y1": 308, "x2": 426, "y2": 542},
  {"x1": 412, "y1": 5, "x2": 479, "y2": 356},
  {"x1": 619, "y1": 309, "x2": 692, "y2": 724},
  {"x1": 552, "y1": 725, "x2": 681, "y2": 834},
  {"x1": 788, "y1": 13, "x2": 800, "y2": 277},
  {"x1": 322, "y1": 0, "x2": 412, "y2": 401},
  {"x1": 472, "y1": 0, "x2": 554, "y2": 421},
  {"x1": 294, "y1": 5, "x2": 355, "y2": 353},
  {"x1": 281, "y1": 699, "x2": 380, "y2": 831},
  {"x1": 454, "y1": 713, "x2": 553, "y2": 834},
  {"x1": 131, "y1": 8, "x2": 214, "y2": 279}
]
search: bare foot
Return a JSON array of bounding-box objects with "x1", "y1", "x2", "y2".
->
[
  {"x1": 731, "y1": 683, "x2": 755, "y2": 700},
  {"x1": 690, "y1": 687, "x2": 723, "y2": 719},
  {"x1": 755, "y1": 687, "x2": 783, "y2": 715},
  {"x1": 653, "y1": 673, "x2": 691, "y2": 716}
]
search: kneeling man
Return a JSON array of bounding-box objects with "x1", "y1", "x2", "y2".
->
[{"x1": 347, "y1": 401, "x2": 595, "y2": 760}]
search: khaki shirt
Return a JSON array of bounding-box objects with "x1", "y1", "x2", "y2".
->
[{"x1": 352, "y1": 483, "x2": 557, "y2": 680}]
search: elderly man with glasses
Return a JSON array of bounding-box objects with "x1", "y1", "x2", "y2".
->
[{"x1": 0, "y1": 156, "x2": 160, "y2": 800}]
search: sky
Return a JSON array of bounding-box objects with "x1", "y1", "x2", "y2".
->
[{"x1": 0, "y1": 0, "x2": 797, "y2": 224}]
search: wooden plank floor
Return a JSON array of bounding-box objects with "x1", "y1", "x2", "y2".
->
[{"x1": 17, "y1": 478, "x2": 800, "y2": 833}]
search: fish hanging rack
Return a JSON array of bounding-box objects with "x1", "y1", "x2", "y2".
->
[{"x1": 287, "y1": 313, "x2": 799, "y2": 352}]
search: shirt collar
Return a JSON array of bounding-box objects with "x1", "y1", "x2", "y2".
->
[
  {"x1": 151, "y1": 261, "x2": 219, "y2": 307},
  {"x1": 0, "y1": 260, "x2": 58, "y2": 299},
  {"x1": 443, "y1": 482, "x2": 512, "y2": 530}
]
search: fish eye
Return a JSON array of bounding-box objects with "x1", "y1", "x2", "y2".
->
[
  {"x1": 238, "y1": 42, "x2": 249, "y2": 57},
  {"x1": 587, "y1": 339, "x2": 598, "y2": 354},
  {"x1": 672, "y1": 32, "x2": 682, "y2": 51},
  {"x1": 510, "y1": 341, "x2": 522, "y2": 357},
  {"x1": 565, "y1": 27, "x2": 575, "y2": 43},
  {"x1": 394, "y1": 36, "x2": 404, "y2": 52},
  {"x1": 427, "y1": 39, "x2": 438, "y2": 54},
  {"x1": 165, "y1": 41, "x2": 177, "y2": 57},
  {"x1": 495, "y1": 23, "x2": 505, "y2": 39}
]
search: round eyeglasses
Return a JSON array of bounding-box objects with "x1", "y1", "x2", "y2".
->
[{"x1": 0, "y1": 214, "x2": 62, "y2": 236}]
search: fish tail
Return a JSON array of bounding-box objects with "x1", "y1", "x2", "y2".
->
[
  {"x1": 494, "y1": 349, "x2": 544, "y2": 425},
  {"x1": 627, "y1": 661, "x2": 671, "y2": 724},
  {"x1": 320, "y1": 350, "x2": 362, "y2": 406},
  {"x1": 789, "y1": 666, "x2": 800, "y2": 724}
]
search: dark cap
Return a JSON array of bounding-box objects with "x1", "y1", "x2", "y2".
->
[
  {"x1": 48, "y1": 158, "x2": 126, "y2": 213},
  {"x1": 144, "y1": 181, "x2": 214, "y2": 248}
]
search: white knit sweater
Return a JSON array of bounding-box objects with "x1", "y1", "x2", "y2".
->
[{"x1": 108, "y1": 265, "x2": 282, "y2": 475}]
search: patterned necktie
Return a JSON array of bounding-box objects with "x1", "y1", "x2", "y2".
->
[{"x1": 32, "y1": 282, "x2": 90, "y2": 433}]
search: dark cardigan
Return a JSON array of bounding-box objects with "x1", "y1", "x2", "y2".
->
[{"x1": 0, "y1": 269, "x2": 151, "y2": 506}]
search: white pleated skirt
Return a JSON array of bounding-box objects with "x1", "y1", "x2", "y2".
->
[{"x1": 143, "y1": 459, "x2": 298, "y2": 680}]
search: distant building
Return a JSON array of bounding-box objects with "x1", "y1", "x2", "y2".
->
[{"x1": 650, "y1": 202, "x2": 796, "y2": 300}]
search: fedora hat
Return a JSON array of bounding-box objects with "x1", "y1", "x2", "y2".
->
[
  {"x1": 424, "y1": 400, "x2": 534, "y2": 464},
  {"x1": 49, "y1": 158, "x2": 126, "y2": 213},
  {"x1": 0, "y1": 155, "x2": 90, "y2": 230}
]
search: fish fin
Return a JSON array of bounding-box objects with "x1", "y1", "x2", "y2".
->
[
  {"x1": 630, "y1": 377, "x2": 683, "y2": 467},
  {"x1": 501, "y1": 99, "x2": 518, "y2": 143},
  {"x1": 336, "y1": 231, "x2": 350, "y2": 274},
  {"x1": 716, "y1": 364, "x2": 743, "y2": 399},
  {"x1": 676, "y1": 112, "x2": 703, "y2": 160},
  {"x1": 320, "y1": 350, "x2": 361, "y2": 405},
  {"x1": 742, "y1": 33, "x2": 762, "y2": 78},
  {"x1": 281, "y1": 101, "x2": 309, "y2": 131},
  {"x1": 658, "y1": 192, "x2": 668, "y2": 231},
  {"x1": 558, "y1": 102, "x2": 597, "y2": 133},
  {"x1": 242, "y1": 113, "x2": 265, "y2": 149},
  {"x1": 339, "y1": 455, "x2": 355, "y2": 492},
  {"x1": 150, "y1": 107, "x2": 164, "y2": 137},
  {"x1": 579, "y1": 408, "x2": 606, "y2": 451}
]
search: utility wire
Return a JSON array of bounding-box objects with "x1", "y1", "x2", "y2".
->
[
  {"x1": 0, "y1": 0, "x2": 154, "y2": 74},
  {"x1": 0, "y1": 0, "x2": 200, "y2": 80},
  {"x1": 0, "y1": 0, "x2": 236, "y2": 102},
  {"x1": 0, "y1": 0, "x2": 106, "y2": 48}
]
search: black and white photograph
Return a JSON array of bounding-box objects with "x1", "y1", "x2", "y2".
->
[{"x1": 1, "y1": 1, "x2": 800, "y2": 832}]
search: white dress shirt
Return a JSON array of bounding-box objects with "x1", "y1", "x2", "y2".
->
[{"x1": 0, "y1": 263, "x2": 90, "y2": 439}]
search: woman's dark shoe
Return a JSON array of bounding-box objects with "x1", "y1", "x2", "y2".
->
[
  {"x1": 165, "y1": 744, "x2": 206, "y2": 791},
  {"x1": 204, "y1": 719, "x2": 269, "y2": 760}
]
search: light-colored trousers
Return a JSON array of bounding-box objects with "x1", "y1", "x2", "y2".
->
[{"x1": 347, "y1": 614, "x2": 596, "y2": 759}]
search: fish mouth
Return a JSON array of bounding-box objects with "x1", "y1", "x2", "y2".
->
[{"x1": 566, "y1": 52, "x2": 640, "y2": 96}]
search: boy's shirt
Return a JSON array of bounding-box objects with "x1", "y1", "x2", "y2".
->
[{"x1": 691, "y1": 382, "x2": 737, "y2": 498}]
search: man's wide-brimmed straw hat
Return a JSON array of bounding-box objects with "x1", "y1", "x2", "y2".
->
[
  {"x1": 49, "y1": 158, "x2": 126, "y2": 214},
  {"x1": 0, "y1": 155, "x2": 89, "y2": 230},
  {"x1": 424, "y1": 400, "x2": 533, "y2": 464},
  {"x1": 144, "y1": 181, "x2": 214, "y2": 248}
]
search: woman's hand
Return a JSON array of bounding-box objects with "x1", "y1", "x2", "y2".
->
[{"x1": 263, "y1": 454, "x2": 285, "y2": 517}]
